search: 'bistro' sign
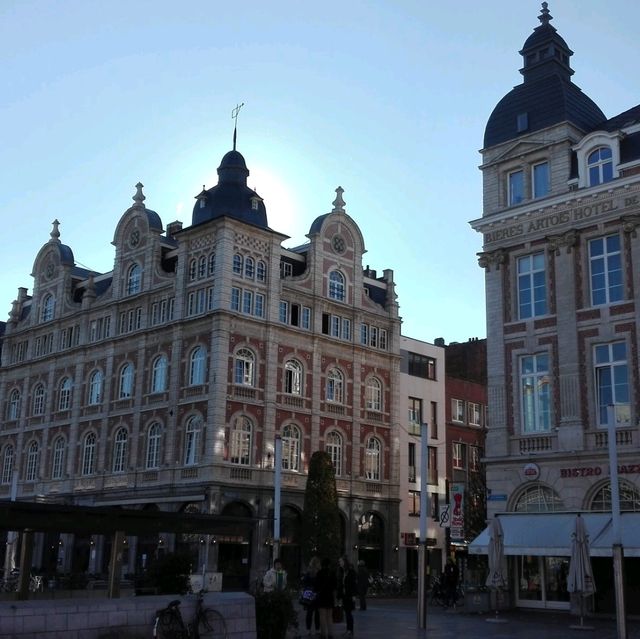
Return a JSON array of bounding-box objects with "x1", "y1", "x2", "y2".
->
[{"x1": 560, "y1": 464, "x2": 640, "y2": 478}]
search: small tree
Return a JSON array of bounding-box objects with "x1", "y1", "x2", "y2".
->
[{"x1": 301, "y1": 450, "x2": 342, "y2": 563}]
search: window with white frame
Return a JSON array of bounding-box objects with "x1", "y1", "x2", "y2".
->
[
  {"x1": 118, "y1": 363, "x2": 134, "y2": 399},
  {"x1": 184, "y1": 416, "x2": 202, "y2": 466},
  {"x1": 244, "y1": 257, "x2": 255, "y2": 279},
  {"x1": 470, "y1": 445, "x2": 481, "y2": 472},
  {"x1": 518, "y1": 253, "x2": 547, "y2": 319},
  {"x1": 230, "y1": 416, "x2": 252, "y2": 465},
  {"x1": 151, "y1": 355, "x2": 168, "y2": 393},
  {"x1": 428, "y1": 446, "x2": 438, "y2": 484},
  {"x1": 234, "y1": 348, "x2": 255, "y2": 386},
  {"x1": 329, "y1": 270, "x2": 345, "y2": 301},
  {"x1": 256, "y1": 260, "x2": 266, "y2": 281},
  {"x1": 189, "y1": 346, "x2": 206, "y2": 386},
  {"x1": 32, "y1": 383, "x2": 46, "y2": 416},
  {"x1": 366, "y1": 377, "x2": 382, "y2": 411},
  {"x1": 532, "y1": 161, "x2": 549, "y2": 198},
  {"x1": 242, "y1": 290, "x2": 253, "y2": 314},
  {"x1": 589, "y1": 234, "x2": 622, "y2": 306},
  {"x1": 41, "y1": 294, "x2": 55, "y2": 322},
  {"x1": 189, "y1": 259, "x2": 197, "y2": 281},
  {"x1": 325, "y1": 431, "x2": 343, "y2": 476},
  {"x1": 198, "y1": 255, "x2": 207, "y2": 279},
  {"x1": 594, "y1": 341, "x2": 630, "y2": 428},
  {"x1": 58, "y1": 377, "x2": 72, "y2": 411},
  {"x1": 208, "y1": 252, "x2": 216, "y2": 276},
  {"x1": 452, "y1": 442, "x2": 465, "y2": 470},
  {"x1": 365, "y1": 437, "x2": 381, "y2": 480},
  {"x1": 468, "y1": 402, "x2": 482, "y2": 426},
  {"x1": 281, "y1": 424, "x2": 301, "y2": 471},
  {"x1": 588, "y1": 147, "x2": 613, "y2": 186},
  {"x1": 452, "y1": 399, "x2": 465, "y2": 423},
  {"x1": 408, "y1": 397, "x2": 422, "y2": 429},
  {"x1": 82, "y1": 433, "x2": 96, "y2": 475},
  {"x1": 284, "y1": 359, "x2": 303, "y2": 395},
  {"x1": 520, "y1": 353, "x2": 551, "y2": 433},
  {"x1": 590, "y1": 480, "x2": 640, "y2": 512},
  {"x1": 146, "y1": 422, "x2": 162, "y2": 469},
  {"x1": 7, "y1": 389, "x2": 20, "y2": 421},
  {"x1": 508, "y1": 169, "x2": 524, "y2": 205},
  {"x1": 88, "y1": 370, "x2": 103, "y2": 405},
  {"x1": 233, "y1": 254, "x2": 243, "y2": 275},
  {"x1": 1, "y1": 445, "x2": 13, "y2": 484},
  {"x1": 326, "y1": 368, "x2": 344, "y2": 403},
  {"x1": 51, "y1": 437, "x2": 65, "y2": 479},
  {"x1": 127, "y1": 263, "x2": 142, "y2": 295},
  {"x1": 112, "y1": 427, "x2": 128, "y2": 473},
  {"x1": 25, "y1": 441, "x2": 39, "y2": 482},
  {"x1": 231, "y1": 287, "x2": 241, "y2": 311}
]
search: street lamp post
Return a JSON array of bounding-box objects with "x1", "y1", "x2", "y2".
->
[
  {"x1": 417, "y1": 422, "x2": 429, "y2": 630},
  {"x1": 273, "y1": 435, "x2": 282, "y2": 562},
  {"x1": 607, "y1": 405, "x2": 626, "y2": 639}
]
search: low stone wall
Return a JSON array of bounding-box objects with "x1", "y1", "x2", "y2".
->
[{"x1": 0, "y1": 591, "x2": 256, "y2": 639}]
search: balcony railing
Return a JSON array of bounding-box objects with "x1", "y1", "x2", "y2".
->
[
  {"x1": 517, "y1": 435, "x2": 554, "y2": 454},
  {"x1": 592, "y1": 428, "x2": 635, "y2": 449}
]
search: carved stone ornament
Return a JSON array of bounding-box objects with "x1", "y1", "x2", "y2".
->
[
  {"x1": 547, "y1": 229, "x2": 577, "y2": 255},
  {"x1": 477, "y1": 249, "x2": 506, "y2": 270},
  {"x1": 621, "y1": 214, "x2": 640, "y2": 237}
]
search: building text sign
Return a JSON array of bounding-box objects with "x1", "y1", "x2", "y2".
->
[{"x1": 560, "y1": 464, "x2": 640, "y2": 478}]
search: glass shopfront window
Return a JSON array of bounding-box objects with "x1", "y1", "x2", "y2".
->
[{"x1": 517, "y1": 555, "x2": 569, "y2": 608}]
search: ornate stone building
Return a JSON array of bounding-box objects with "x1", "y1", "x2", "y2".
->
[
  {"x1": 470, "y1": 4, "x2": 640, "y2": 612},
  {"x1": 0, "y1": 145, "x2": 402, "y2": 587}
]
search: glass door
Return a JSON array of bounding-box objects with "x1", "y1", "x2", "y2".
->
[{"x1": 516, "y1": 555, "x2": 570, "y2": 609}]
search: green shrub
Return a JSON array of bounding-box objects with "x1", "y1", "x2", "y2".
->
[
  {"x1": 146, "y1": 551, "x2": 191, "y2": 595},
  {"x1": 255, "y1": 589, "x2": 298, "y2": 639}
]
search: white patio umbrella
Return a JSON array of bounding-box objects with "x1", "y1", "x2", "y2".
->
[
  {"x1": 485, "y1": 516, "x2": 508, "y2": 623},
  {"x1": 567, "y1": 514, "x2": 595, "y2": 629}
]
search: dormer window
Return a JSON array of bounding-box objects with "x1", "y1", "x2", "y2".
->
[
  {"x1": 250, "y1": 196, "x2": 262, "y2": 211},
  {"x1": 573, "y1": 133, "x2": 620, "y2": 189},
  {"x1": 516, "y1": 112, "x2": 529, "y2": 133},
  {"x1": 588, "y1": 147, "x2": 613, "y2": 186}
]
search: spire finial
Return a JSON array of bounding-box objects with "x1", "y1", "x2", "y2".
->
[
  {"x1": 332, "y1": 186, "x2": 346, "y2": 213},
  {"x1": 539, "y1": 2, "x2": 552, "y2": 25},
  {"x1": 232, "y1": 102, "x2": 245, "y2": 151},
  {"x1": 133, "y1": 182, "x2": 146, "y2": 207},
  {"x1": 50, "y1": 219, "x2": 60, "y2": 241}
]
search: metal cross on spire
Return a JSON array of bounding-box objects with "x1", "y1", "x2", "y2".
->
[{"x1": 232, "y1": 102, "x2": 245, "y2": 150}]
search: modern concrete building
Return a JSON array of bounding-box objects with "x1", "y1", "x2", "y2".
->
[
  {"x1": 470, "y1": 4, "x2": 640, "y2": 613},
  {"x1": 0, "y1": 144, "x2": 403, "y2": 588}
]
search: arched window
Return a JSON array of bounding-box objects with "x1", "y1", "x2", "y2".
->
[
  {"x1": 282, "y1": 424, "x2": 301, "y2": 472},
  {"x1": 58, "y1": 377, "x2": 72, "y2": 411},
  {"x1": 118, "y1": 363, "x2": 134, "y2": 399},
  {"x1": 284, "y1": 359, "x2": 303, "y2": 395},
  {"x1": 7, "y1": 389, "x2": 21, "y2": 421},
  {"x1": 1, "y1": 445, "x2": 14, "y2": 484},
  {"x1": 234, "y1": 348, "x2": 255, "y2": 386},
  {"x1": 41, "y1": 294, "x2": 55, "y2": 322},
  {"x1": 32, "y1": 383, "x2": 46, "y2": 416},
  {"x1": 256, "y1": 260, "x2": 266, "y2": 282},
  {"x1": 365, "y1": 437, "x2": 381, "y2": 481},
  {"x1": 82, "y1": 432, "x2": 96, "y2": 475},
  {"x1": 233, "y1": 254, "x2": 243, "y2": 275},
  {"x1": 51, "y1": 436, "x2": 65, "y2": 479},
  {"x1": 88, "y1": 370, "x2": 103, "y2": 405},
  {"x1": 244, "y1": 256, "x2": 255, "y2": 279},
  {"x1": 590, "y1": 480, "x2": 640, "y2": 512},
  {"x1": 189, "y1": 346, "x2": 206, "y2": 386},
  {"x1": 325, "y1": 431, "x2": 343, "y2": 476},
  {"x1": 513, "y1": 484, "x2": 564, "y2": 512},
  {"x1": 146, "y1": 422, "x2": 162, "y2": 470},
  {"x1": 208, "y1": 252, "x2": 216, "y2": 276},
  {"x1": 326, "y1": 368, "x2": 344, "y2": 403},
  {"x1": 184, "y1": 416, "x2": 202, "y2": 466},
  {"x1": 25, "y1": 441, "x2": 39, "y2": 482},
  {"x1": 366, "y1": 377, "x2": 382, "y2": 411},
  {"x1": 127, "y1": 263, "x2": 142, "y2": 295},
  {"x1": 588, "y1": 147, "x2": 613, "y2": 186},
  {"x1": 188, "y1": 259, "x2": 197, "y2": 281},
  {"x1": 329, "y1": 270, "x2": 345, "y2": 301},
  {"x1": 151, "y1": 355, "x2": 168, "y2": 393},
  {"x1": 112, "y1": 427, "x2": 128, "y2": 473},
  {"x1": 230, "y1": 416, "x2": 252, "y2": 466},
  {"x1": 198, "y1": 255, "x2": 207, "y2": 279}
]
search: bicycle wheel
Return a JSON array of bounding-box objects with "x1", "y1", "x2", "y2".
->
[
  {"x1": 154, "y1": 610, "x2": 187, "y2": 639},
  {"x1": 197, "y1": 608, "x2": 227, "y2": 639}
]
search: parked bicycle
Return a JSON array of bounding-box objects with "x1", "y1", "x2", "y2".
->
[
  {"x1": 153, "y1": 590, "x2": 227, "y2": 639},
  {"x1": 428, "y1": 575, "x2": 464, "y2": 608}
]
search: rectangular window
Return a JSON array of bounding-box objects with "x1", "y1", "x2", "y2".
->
[
  {"x1": 521, "y1": 353, "x2": 551, "y2": 432},
  {"x1": 430, "y1": 401, "x2": 438, "y2": 439},
  {"x1": 409, "y1": 490, "x2": 420, "y2": 517},
  {"x1": 452, "y1": 399, "x2": 465, "y2": 423},
  {"x1": 509, "y1": 169, "x2": 524, "y2": 205},
  {"x1": 207, "y1": 286, "x2": 214, "y2": 311},
  {"x1": 280, "y1": 262, "x2": 293, "y2": 278},
  {"x1": 408, "y1": 443, "x2": 416, "y2": 483},
  {"x1": 590, "y1": 235, "x2": 623, "y2": 306},
  {"x1": 370, "y1": 326, "x2": 378, "y2": 348},
  {"x1": 468, "y1": 402, "x2": 482, "y2": 426},
  {"x1": 254, "y1": 293, "x2": 264, "y2": 317},
  {"x1": 231, "y1": 287, "x2": 241, "y2": 311},
  {"x1": 427, "y1": 446, "x2": 438, "y2": 484},
  {"x1": 518, "y1": 253, "x2": 547, "y2": 319},
  {"x1": 331, "y1": 315, "x2": 341, "y2": 338},
  {"x1": 342, "y1": 318, "x2": 351, "y2": 341},
  {"x1": 408, "y1": 397, "x2": 422, "y2": 435},
  {"x1": 360, "y1": 323, "x2": 368, "y2": 346},
  {"x1": 452, "y1": 442, "x2": 465, "y2": 469},
  {"x1": 470, "y1": 446, "x2": 481, "y2": 472},
  {"x1": 408, "y1": 352, "x2": 436, "y2": 379},
  {"x1": 279, "y1": 300, "x2": 289, "y2": 323},
  {"x1": 379, "y1": 329, "x2": 387, "y2": 350},
  {"x1": 242, "y1": 290, "x2": 253, "y2": 314},
  {"x1": 594, "y1": 342, "x2": 630, "y2": 427},
  {"x1": 532, "y1": 162, "x2": 549, "y2": 198},
  {"x1": 301, "y1": 307, "x2": 311, "y2": 330}
]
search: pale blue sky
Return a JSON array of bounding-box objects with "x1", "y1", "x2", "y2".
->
[{"x1": 1, "y1": 1, "x2": 638, "y2": 344}]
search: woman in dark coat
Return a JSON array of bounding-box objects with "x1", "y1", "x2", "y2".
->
[
  {"x1": 315, "y1": 557, "x2": 337, "y2": 639},
  {"x1": 337, "y1": 555, "x2": 357, "y2": 637}
]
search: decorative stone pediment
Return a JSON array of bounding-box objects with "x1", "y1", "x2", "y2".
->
[
  {"x1": 478, "y1": 249, "x2": 506, "y2": 271},
  {"x1": 547, "y1": 229, "x2": 577, "y2": 255}
]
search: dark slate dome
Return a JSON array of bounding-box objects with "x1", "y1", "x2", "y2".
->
[
  {"x1": 484, "y1": 3, "x2": 605, "y2": 148},
  {"x1": 191, "y1": 149, "x2": 268, "y2": 229}
]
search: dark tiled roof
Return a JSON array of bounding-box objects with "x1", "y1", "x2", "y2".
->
[
  {"x1": 603, "y1": 104, "x2": 640, "y2": 131},
  {"x1": 308, "y1": 213, "x2": 329, "y2": 235},
  {"x1": 484, "y1": 74, "x2": 605, "y2": 148},
  {"x1": 365, "y1": 283, "x2": 386, "y2": 307}
]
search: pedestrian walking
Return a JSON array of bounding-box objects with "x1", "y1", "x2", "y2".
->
[
  {"x1": 315, "y1": 558, "x2": 337, "y2": 639},
  {"x1": 337, "y1": 555, "x2": 357, "y2": 637},
  {"x1": 301, "y1": 556, "x2": 322, "y2": 637},
  {"x1": 356, "y1": 560, "x2": 369, "y2": 611},
  {"x1": 263, "y1": 557, "x2": 287, "y2": 592},
  {"x1": 443, "y1": 558, "x2": 459, "y2": 607}
]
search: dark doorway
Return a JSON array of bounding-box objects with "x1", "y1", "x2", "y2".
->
[
  {"x1": 217, "y1": 502, "x2": 253, "y2": 591},
  {"x1": 357, "y1": 512, "x2": 384, "y2": 573}
]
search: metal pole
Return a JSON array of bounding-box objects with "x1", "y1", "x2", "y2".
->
[
  {"x1": 607, "y1": 405, "x2": 627, "y2": 639},
  {"x1": 3, "y1": 471, "x2": 18, "y2": 582},
  {"x1": 273, "y1": 436, "x2": 282, "y2": 562},
  {"x1": 417, "y1": 422, "x2": 429, "y2": 629}
]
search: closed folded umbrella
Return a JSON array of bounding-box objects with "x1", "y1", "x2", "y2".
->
[
  {"x1": 567, "y1": 514, "x2": 595, "y2": 629},
  {"x1": 486, "y1": 516, "x2": 507, "y2": 590}
]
